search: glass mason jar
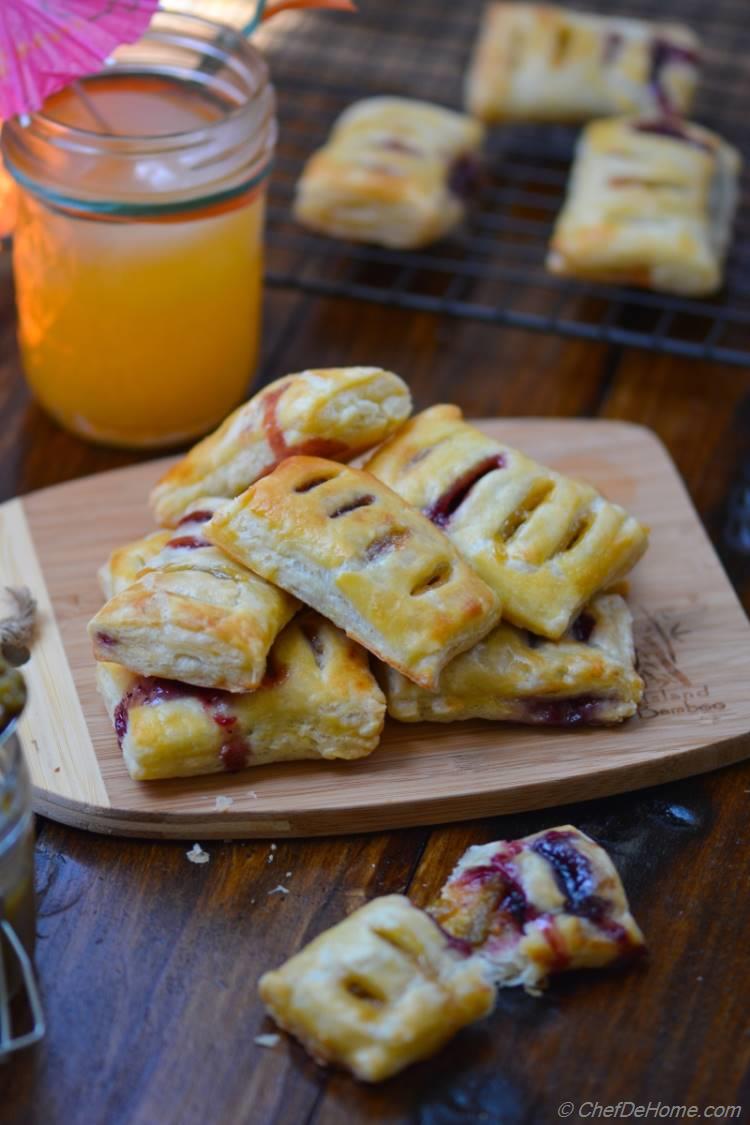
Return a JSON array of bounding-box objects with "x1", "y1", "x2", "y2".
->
[
  {"x1": 1, "y1": 707, "x2": 44, "y2": 1055},
  {"x1": 1, "y1": 12, "x2": 277, "y2": 449}
]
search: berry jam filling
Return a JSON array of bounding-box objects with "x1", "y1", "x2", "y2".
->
[
  {"x1": 633, "y1": 119, "x2": 711, "y2": 153},
  {"x1": 428, "y1": 914, "x2": 474, "y2": 957},
  {"x1": 260, "y1": 656, "x2": 289, "y2": 689},
  {"x1": 364, "y1": 529, "x2": 411, "y2": 562},
  {"x1": 260, "y1": 385, "x2": 348, "y2": 468},
  {"x1": 95, "y1": 631, "x2": 118, "y2": 648},
  {"x1": 571, "y1": 611, "x2": 596, "y2": 644},
  {"x1": 375, "y1": 137, "x2": 423, "y2": 157},
  {"x1": 648, "y1": 39, "x2": 700, "y2": 116},
  {"x1": 329, "y1": 495, "x2": 375, "y2": 518},
  {"x1": 523, "y1": 695, "x2": 604, "y2": 726},
  {"x1": 165, "y1": 535, "x2": 210, "y2": 550},
  {"x1": 114, "y1": 677, "x2": 251, "y2": 772},
  {"x1": 459, "y1": 842, "x2": 534, "y2": 931},
  {"x1": 532, "y1": 831, "x2": 633, "y2": 953},
  {"x1": 423, "y1": 455, "x2": 506, "y2": 528},
  {"x1": 176, "y1": 509, "x2": 214, "y2": 527}
]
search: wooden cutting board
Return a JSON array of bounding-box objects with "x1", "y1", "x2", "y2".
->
[{"x1": 2, "y1": 419, "x2": 749, "y2": 839}]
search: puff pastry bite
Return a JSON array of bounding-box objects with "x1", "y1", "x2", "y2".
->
[
  {"x1": 547, "y1": 116, "x2": 741, "y2": 297},
  {"x1": 293, "y1": 97, "x2": 485, "y2": 249},
  {"x1": 97, "y1": 613, "x2": 386, "y2": 780},
  {"x1": 466, "y1": 4, "x2": 699, "y2": 123},
  {"x1": 383, "y1": 593, "x2": 643, "y2": 726},
  {"x1": 365, "y1": 406, "x2": 648, "y2": 639},
  {"x1": 258, "y1": 895, "x2": 495, "y2": 1082},
  {"x1": 89, "y1": 503, "x2": 298, "y2": 693},
  {"x1": 431, "y1": 826, "x2": 645, "y2": 992},
  {"x1": 206, "y1": 456, "x2": 502, "y2": 690},
  {"x1": 150, "y1": 367, "x2": 412, "y2": 527}
]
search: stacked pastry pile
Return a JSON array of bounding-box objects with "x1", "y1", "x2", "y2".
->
[
  {"x1": 89, "y1": 366, "x2": 648, "y2": 782},
  {"x1": 293, "y1": 3, "x2": 742, "y2": 298}
]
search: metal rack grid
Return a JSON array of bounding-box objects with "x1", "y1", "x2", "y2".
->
[{"x1": 256, "y1": 0, "x2": 750, "y2": 367}]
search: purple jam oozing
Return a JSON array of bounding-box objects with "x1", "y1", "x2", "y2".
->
[
  {"x1": 633, "y1": 118, "x2": 712, "y2": 153},
  {"x1": 177, "y1": 509, "x2": 214, "y2": 527},
  {"x1": 459, "y1": 842, "x2": 535, "y2": 930},
  {"x1": 448, "y1": 153, "x2": 484, "y2": 201},
  {"x1": 523, "y1": 695, "x2": 604, "y2": 726},
  {"x1": 95, "y1": 631, "x2": 118, "y2": 648},
  {"x1": 571, "y1": 611, "x2": 596, "y2": 644},
  {"x1": 423, "y1": 455, "x2": 506, "y2": 528},
  {"x1": 364, "y1": 530, "x2": 410, "y2": 562},
  {"x1": 220, "y1": 738, "x2": 250, "y2": 772},
  {"x1": 113, "y1": 677, "x2": 189, "y2": 745},
  {"x1": 428, "y1": 914, "x2": 474, "y2": 957},
  {"x1": 165, "y1": 535, "x2": 210, "y2": 550}
]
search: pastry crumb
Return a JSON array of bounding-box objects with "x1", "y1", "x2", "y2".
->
[
  {"x1": 248, "y1": 791, "x2": 258, "y2": 799},
  {"x1": 215, "y1": 795, "x2": 234, "y2": 812},
  {"x1": 254, "y1": 1033, "x2": 281, "y2": 1049},
  {"x1": 286, "y1": 871, "x2": 292, "y2": 878},
  {"x1": 186, "y1": 843, "x2": 209, "y2": 865},
  {"x1": 268, "y1": 884, "x2": 289, "y2": 896}
]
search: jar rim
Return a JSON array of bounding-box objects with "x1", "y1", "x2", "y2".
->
[{"x1": 1, "y1": 9, "x2": 277, "y2": 219}]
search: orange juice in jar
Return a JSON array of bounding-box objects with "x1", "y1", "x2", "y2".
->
[{"x1": 1, "y1": 13, "x2": 276, "y2": 448}]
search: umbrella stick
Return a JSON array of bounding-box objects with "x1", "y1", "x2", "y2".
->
[{"x1": 71, "y1": 80, "x2": 113, "y2": 132}]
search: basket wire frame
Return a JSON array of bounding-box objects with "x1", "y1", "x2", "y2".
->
[{"x1": 257, "y1": 0, "x2": 750, "y2": 367}]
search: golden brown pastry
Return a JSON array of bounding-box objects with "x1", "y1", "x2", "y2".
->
[
  {"x1": 90, "y1": 502, "x2": 298, "y2": 693},
  {"x1": 382, "y1": 593, "x2": 643, "y2": 725},
  {"x1": 150, "y1": 367, "x2": 412, "y2": 527},
  {"x1": 205, "y1": 456, "x2": 502, "y2": 690},
  {"x1": 547, "y1": 116, "x2": 741, "y2": 297},
  {"x1": 294, "y1": 97, "x2": 485, "y2": 249},
  {"x1": 258, "y1": 895, "x2": 495, "y2": 1082},
  {"x1": 97, "y1": 612, "x2": 386, "y2": 780},
  {"x1": 431, "y1": 826, "x2": 646, "y2": 992},
  {"x1": 466, "y1": 4, "x2": 699, "y2": 123},
  {"x1": 365, "y1": 405, "x2": 648, "y2": 639}
]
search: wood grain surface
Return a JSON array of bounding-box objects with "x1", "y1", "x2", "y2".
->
[
  {"x1": 1, "y1": 264, "x2": 749, "y2": 1120},
  {"x1": 5, "y1": 420, "x2": 750, "y2": 839}
]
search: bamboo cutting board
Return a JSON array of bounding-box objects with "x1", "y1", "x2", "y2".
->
[{"x1": 2, "y1": 419, "x2": 750, "y2": 839}]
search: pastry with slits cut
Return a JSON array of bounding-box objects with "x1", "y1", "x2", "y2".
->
[
  {"x1": 205, "y1": 456, "x2": 502, "y2": 690},
  {"x1": 97, "y1": 613, "x2": 386, "y2": 781},
  {"x1": 365, "y1": 405, "x2": 648, "y2": 639},
  {"x1": 258, "y1": 895, "x2": 495, "y2": 1083},
  {"x1": 89, "y1": 500, "x2": 299, "y2": 693},
  {"x1": 294, "y1": 97, "x2": 485, "y2": 249},
  {"x1": 466, "y1": 4, "x2": 699, "y2": 123},
  {"x1": 382, "y1": 593, "x2": 643, "y2": 726},
  {"x1": 150, "y1": 367, "x2": 412, "y2": 527},
  {"x1": 430, "y1": 825, "x2": 645, "y2": 993},
  {"x1": 547, "y1": 116, "x2": 741, "y2": 297}
]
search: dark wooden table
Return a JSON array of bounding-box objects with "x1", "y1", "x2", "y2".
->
[{"x1": 1, "y1": 246, "x2": 749, "y2": 1124}]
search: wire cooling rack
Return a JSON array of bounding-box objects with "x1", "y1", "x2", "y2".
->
[{"x1": 255, "y1": 0, "x2": 750, "y2": 367}]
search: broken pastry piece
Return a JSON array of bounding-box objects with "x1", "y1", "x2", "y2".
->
[
  {"x1": 150, "y1": 366, "x2": 412, "y2": 527},
  {"x1": 97, "y1": 612, "x2": 386, "y2": 780},
  {"x1": 466, "y1": 4, "x2": 699, "y2": 123},
  {"x1": 294, "y1": 97, "x2": 484, "y2": 249},
  {"x1": 548, "y1": 116, "x2": 741, "y2": 297},
  {"x1": 206, "y1": 456, "x2": 501, "y2": 690},
  {"x1": 90, "y1": 502, "x2": 299, "y2": 693},
  {"x1": 431, "y1": 826, "x2": 645, "y2": 992},
  {"x1": 258, "y1": 895, "x2": 495, "y2": 1083},
  {"x1": 383, "y1": 593, "x2": 643, "y2": 725},
  {"x1": 365, "y1": 405, "x2": 648, "y2": 639}
]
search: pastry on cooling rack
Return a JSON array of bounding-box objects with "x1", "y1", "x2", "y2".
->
[
  {"x1": 465, "y1": 4, "x2": 699, "y2": 123},
  {"x1": 293, "y1": 97, "x2": 485, "y2": 249},
  {"x1": 430, "y1": 825, "x2": 646, "y2": 992},
  {"x1": 150, "y1": 367, "x2": 412, "y2": 527},
  {"x1": 382, "y1": 593, "x2": 643, "y2": 725},
  {"x1": 205, "y1": 456, "x2": 502, "y2": 690},
  {"x1": 90, "y1": 502, "x2": 298, "y2": 694},
  {"x1": 97, "y1": 612, "x2": 386, "y2": 780},
  {"x1": 258, "y1": 894, "x2": 495, "y2": 1082},
  {"x1": 547, "y1": 116, "x2": 741, "y2": 297},
  {"x1": 365, "y1": 405, "x2": 648, "y2": 640}
]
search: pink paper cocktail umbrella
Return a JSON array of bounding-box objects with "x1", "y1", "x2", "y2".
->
[{"x1": 0, "y1": 1, "x2": 159, "y2": 121}]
